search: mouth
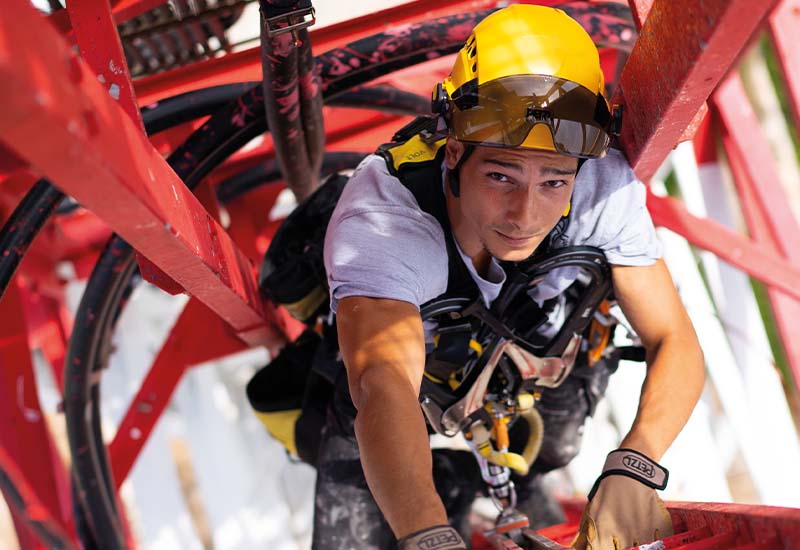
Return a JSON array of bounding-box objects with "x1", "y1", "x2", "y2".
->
[{"x1": 495, "y1": 230, "x2": 536, "y2": 247}]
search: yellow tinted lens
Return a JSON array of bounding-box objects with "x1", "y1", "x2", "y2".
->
[
  {"x1": 551, "y1": 119, "x2": 609, "y2": 157},
  {"x1": 449, "y1": 75, "x2": 611, "y2": 156}
]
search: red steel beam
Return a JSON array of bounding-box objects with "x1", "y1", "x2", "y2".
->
[
  {"x1": 712, "y1": 73, "x2": 800, "y2": 391},
  {"x1": 646, "y1": 191, "x2": 800, "y2": 302},
  {"x1": 769, "y1": 0, "x2": 800, "y2": 132},
  {"x1": 0, "y1": 282, "x2": 74, "y2": 549},
  {"x1": 626, "y1": 0, "x2": 654, "y2": 30},
  {"x1": 713, "y1": 74, "x2": 800, "y2": 261},
  {"x1": 66, "y1": 0, "x2": 144, "y2": 130},
  {"x1": 0, "y1": 448, "x2": 76, "y2": 550},
  {"x1": 109, "y1": 298, "x2": 247, "y2": 485},
  {"x1": 618, "y1": 0, "x2": 779, "y2": 182},
  {"x1": 68, "y1": 0, "x2": 185, "y2": 296},
  {"x1": 0, "y1": 0, "x2": 281, "y2": 346}
]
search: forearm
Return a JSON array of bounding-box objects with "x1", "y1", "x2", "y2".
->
[
  {"x1": 354, "y1": 366, "x2": 447, "y2": 538},
  {"x1": 621, "y1": 330, "x2": 705, "y2": 461}
]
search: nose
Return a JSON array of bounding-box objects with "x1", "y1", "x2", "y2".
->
[{"x1": 505, "y1": 185, "x2": 539, "y2": 231}]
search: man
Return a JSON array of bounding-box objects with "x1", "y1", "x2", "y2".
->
[{"x1": 317, "y1": 5, "x2": 704, "y2": 549}]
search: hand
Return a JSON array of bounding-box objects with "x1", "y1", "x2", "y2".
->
[
  {"x1": 398, "y1": 525, "x2": 466, "y2": 550},
  {"x1": 571, "y1": 449, "x2": 673, "y2": 550}
]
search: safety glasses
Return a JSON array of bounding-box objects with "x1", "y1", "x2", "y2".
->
[{"x1": 448, "y1": 75, "x2": 614, "y2": 158}]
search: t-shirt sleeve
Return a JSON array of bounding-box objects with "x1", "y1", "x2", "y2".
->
[
  {"x1": 572, "y1": 150, "x2": 662, "y2": 266},
  {"x1": 323, "y1": 156, "x2": 449, "y2": 313}
]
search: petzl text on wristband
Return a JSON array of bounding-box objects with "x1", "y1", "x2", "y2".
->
[
  {"x1": 588, "y1": 448, "x2": 669, "y2": 501},
  {"x1": 398, "y1": 525, "x2": 466, "y2": 550}
]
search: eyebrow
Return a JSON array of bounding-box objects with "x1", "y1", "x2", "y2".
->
[
  {"x1": 481, "y1": 159, "x2": 576, "y2": 177},
  {"x1": 540, "y1": 166, "x2": 577, "y2": 177}
]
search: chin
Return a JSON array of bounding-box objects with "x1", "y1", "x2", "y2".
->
[{"x1": 487, "y1": 243, "x2": 538, "y2": 262}]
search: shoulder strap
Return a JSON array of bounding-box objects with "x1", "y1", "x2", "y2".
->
[{"x1": 376, "y1": 121, "x2": 478, "y2": 302}]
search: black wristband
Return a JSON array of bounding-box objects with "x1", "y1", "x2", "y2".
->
[
  {"x1": 398, "y1": 525, "x2": 466, "y2": 550},
  {"x1": 588, "y1": 448, "x2": 669, "y2": 501}
]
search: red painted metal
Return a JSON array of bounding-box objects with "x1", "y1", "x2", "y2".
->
[
  {"x1": 712, "y1": 73, "x2": 800, "y2": 391},
  {"x1": 0, "y1": 447, "x2": 76, "y2": 550},
  {"x1": 646, "y1": 191, "x2": 800, "y2": 302},
  {"x1": 769, "y1": 0, "x2": 800, "y2": 131},
  {"x1": 714, "y1": 74, "x2": 800, "y2": 260},
  {"x1": 68, "y1": 0, "x2": 187, "y2": 296},
  {"x1": 626, "y1": 0, "x2": 654, "y2": 30},
  {"x1": 475, "y1": 500, "x2": 800, "y2": 548},
  {"x1": 67, "y1": 0, "x2": 145, "y2": 130},
  {"x1": 109, "y1": 298, "x2": 247, "y2": 485},
  {"x1": 624, "y1": 0, "x2": 712, "y2": 145},
  {"x1": 17, "y1": 285, "x2": 72, "y2": 392},
  {"x1": 0, "y1": 282, "x2": 73, "y2": 549},
  {"x1": 4, "y1": 0, "x2": 800, "y2": 546},
  {"x1": 618, "y1": 0, "x2": 779, "y2": 182},
  {"x1": 669, "y1": 501, "x2": 800, "y2": 547},
  {"x1": 0, "y1": 0, "x2": 283, "y2": 347}
]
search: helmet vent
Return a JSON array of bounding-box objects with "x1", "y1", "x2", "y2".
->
[
  {"x1": 471, "y1": 63, "x2": 477, "y2": 73},
  {"x1": 468, "y1": 46, "x2": 477, "y2": 58}
]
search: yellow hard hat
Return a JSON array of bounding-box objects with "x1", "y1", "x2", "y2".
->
[{"x1": 432, "y1": 5, "x2": 617, "y2": 158}]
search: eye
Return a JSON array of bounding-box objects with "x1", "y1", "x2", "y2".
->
[
  {"x1": 487, "y1": 172, "x2": 512, "y2": 183},
  {"x1": 544, "y1": 179, "x2": 568, "y2": 189}
]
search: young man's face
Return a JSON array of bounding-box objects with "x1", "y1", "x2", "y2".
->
[{"x1": 444, "y1": 138, "x2": 578, "y2": 268}]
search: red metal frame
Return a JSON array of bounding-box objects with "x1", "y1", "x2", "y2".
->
[
  {"x1": 618, "y1": 0, "x2": 779, "y2": 182},
  {"x1": 711, "y1": 73, "x2": 800, "y2": 388},
  {"x1": 473, "y1": 500, "x2": 800, "y2": 548},
  {"x1": 0, "y1": 0, "x2": 282, "y2": 347},
  {"x1": 769, "y1": 0, "x2": 800, "y2": 132},
  {"x1": 3, "y1": 0, "x2": 800, "y2": 547},
  {"x1": 108, "y1": 298, "x2": 248, "y2": 485},
  {"x1": 67, "y1": 0, "x2": 145, "y2": 130},
  {"x1": 646, "y1": 191, "x2": 800, "y2": 302},
  {"x1": 0, "y1": 282, "x2": 74, "y2": 549}
]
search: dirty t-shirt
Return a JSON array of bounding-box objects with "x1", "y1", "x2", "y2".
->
[{"x1": 323, "y1": 148, "x2": 661, "y2": 316}]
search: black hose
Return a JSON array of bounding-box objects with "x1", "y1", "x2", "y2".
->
[
  {"x1": 259, "y1": 0, "x2": 324, "y2": 200},
  {"x1": 216, "y1": 151, "x2": 367, "y2": 204},
  {"x1": 330, "y1": 84, "x2": 431, "y2": 116},
  {"x1": 62, "y1": 6, "x2": 635, "y2": 548},
  {"x1": 141, "y1": 82, "x2": 258, "y2": 134},
  {"x1": 0, "y1": 180, "x2": 64, "y2": 301}
]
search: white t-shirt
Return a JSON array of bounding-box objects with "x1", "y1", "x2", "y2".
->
[{"x1": 324, "y1": 148, "x2": 661, "y2": 314}]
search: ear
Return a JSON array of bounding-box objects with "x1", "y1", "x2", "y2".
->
[{"x1": 444, "y1": 138, "x2": 464, "y2": 170}]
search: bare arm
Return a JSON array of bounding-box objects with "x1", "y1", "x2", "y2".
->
[
  {"x1": 336, "y1": 295, "x2": 447, "y2": 538},
  {"x1": 612, "y1": 259, "x2": 705, "y2": 461}
]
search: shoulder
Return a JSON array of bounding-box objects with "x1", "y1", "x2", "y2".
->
[
  {"x1": 323, "y1": 154, "x2": 450, "y2": 311},
  {"x1": 334, "y1": 154, "x2": 422, "y2": 216},
  {"x1": 576, "y1": 149, "x2": 639, "y2": 196},
  {"x1": 570, "y1": 149, "x2": 644, "y2": 218},
  {"x1": 563, "y1": 149, "x2": 661, "y2": 264}
]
